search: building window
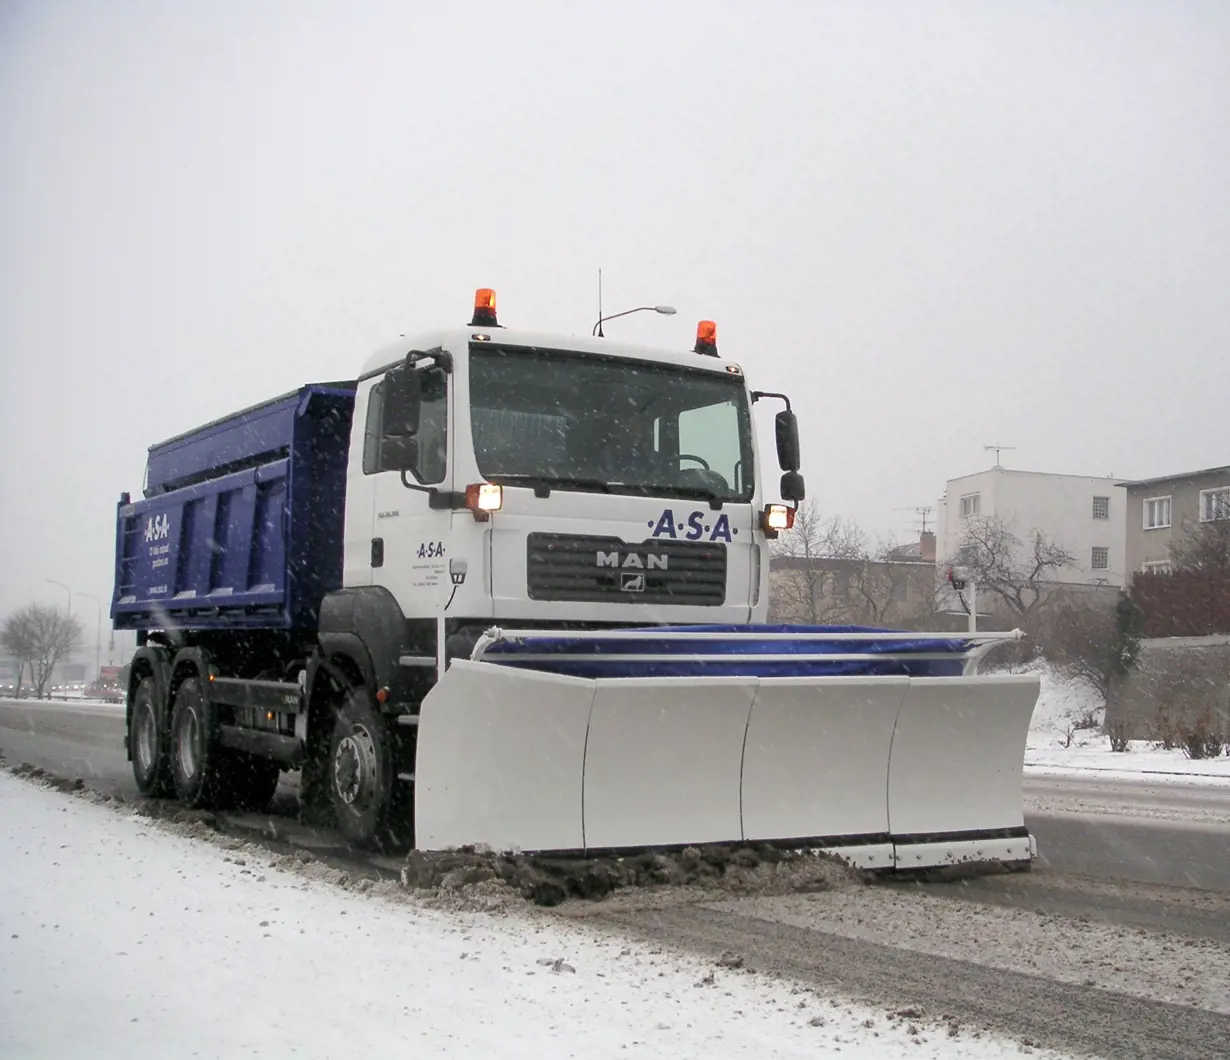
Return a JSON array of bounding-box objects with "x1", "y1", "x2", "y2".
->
[
  {"x1": 960, "y1": 492, "x2": 981, "y2": 518},
  {"x1": 1091, "y1": 546, "x2": 1109, "y2": 570},
  {"x1": 1199, "y1": 487, "x2": 1230, "y2": 522},
  {"x1": 1092, "y1": 496, "x2": 1109, "y2": 520},
  {"x1": 1143, "y1": 495, "x2": 1171, "y2": 530},
  {"x1": 1142, "y1": 559, "x2": 1171, "y2": 574}
]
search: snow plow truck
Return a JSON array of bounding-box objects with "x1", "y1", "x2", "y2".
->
[{"x1": 111, "y1": 289, "x2": 1040, "y2": 871}]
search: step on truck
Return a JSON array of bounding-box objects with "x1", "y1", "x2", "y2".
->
[{"x1": 112, "y1": 289, "x2": 1040, "y2": 870}]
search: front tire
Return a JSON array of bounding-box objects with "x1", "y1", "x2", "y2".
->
[
  {"x1": 130, "y1": 676, "x2": 172, "y2": 797},
  {"x1": 328, "y1": 688, "x2": 407, "y2": 849}
]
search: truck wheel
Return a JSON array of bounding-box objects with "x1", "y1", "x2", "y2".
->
[
  {"x1": 170, "y1": 677, "x2": 224, "y2": 809},
  {"x1": 329, "y1": 688, "x2": 400, "y2": 849},
  {"x1": 131, "y1": 676, "x2": 173, "y2": 797}
]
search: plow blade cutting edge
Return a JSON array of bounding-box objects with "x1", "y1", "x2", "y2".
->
[{"x1": 413, "y1": 626, "x2": 1040, "y2": 871}]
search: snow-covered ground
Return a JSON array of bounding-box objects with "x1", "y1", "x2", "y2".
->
[
  {"x1": 0, "y1": 694, "x2": 122, "y2": 710},
  {"x1": 0, "y1": 772, "x2": 1075, "y2": 1060},
  {"x1": 1018, "y1": 663, "x2": 1230, "y2": 783}
]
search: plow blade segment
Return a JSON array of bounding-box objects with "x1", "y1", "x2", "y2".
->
[
  {"x1": 887, "y1": 674, "x2": 1040, "y2": 839},
  {"x1": 741, "y1": 677, "x2": 908, "y2": 860},
  {"x1": 414, "y1": 660, "x2": 592, "y2": 852},
  {"x1": 582, "y1": 677, "x2": 757, "y2": 850}
]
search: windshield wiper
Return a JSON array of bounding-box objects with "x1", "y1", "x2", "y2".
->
[
  {"x1": 488, "y1": 475, "x2": 728, "y2": 508},
  {"x1": 664, "y1": 485, "x2": 726, "y2": 509},
  {"x1": 488, "y1": 474, "x2": 614, "y2": 497}
]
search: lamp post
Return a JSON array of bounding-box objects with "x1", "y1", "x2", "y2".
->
[
  {"x1": 45, "y1": 578, "x2": 72, "y2": 616},
  {"x1": 592, "y1": 304, "x2": 677, "y2": 337},
  {"x1": 77, "y1": 592, "x2": 103, "y2": 685}
]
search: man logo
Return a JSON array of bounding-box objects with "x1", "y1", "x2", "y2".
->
[
  {"x1": 620, "y1": 572, "x2": 646, "y2": 592},
  {"x1": 596, "y1": 551, "x2": 668, "y2": 570}
]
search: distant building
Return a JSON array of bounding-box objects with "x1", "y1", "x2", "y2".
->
[
  {"x1": 935, "y1": 466, "x2": 1127, "y2": 589},
  {"x1": 1118, "y1": 464, "x2": 1230, "y2": 576}
]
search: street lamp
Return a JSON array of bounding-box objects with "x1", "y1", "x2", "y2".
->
[
  {"x1": 592, "y1": 304, "x2": 677, "y2": 337},
  {"x1": 45, "y1": 578, "x2": 72, "y2": 616},
  {"x1": 77, "y1": 592, "x2": 103, "y2": 685}
]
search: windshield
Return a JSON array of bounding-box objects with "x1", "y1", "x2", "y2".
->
[{"x1": 469, "y1": 344, "x2": 754, "y2": 501}]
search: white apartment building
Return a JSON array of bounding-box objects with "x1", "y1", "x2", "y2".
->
[{"x1": 935, "y1": 466, "x2": 1127, "y2": 589}]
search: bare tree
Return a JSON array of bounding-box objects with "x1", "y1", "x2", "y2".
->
[
  {"x1": 769, "y1": 500, "x2": 869, "y2": 624},
  {"x1": 1170, "y1": 513, "x2": 1230, "y2": 575},
  {"x1": 1038, "y1": 592, "x2": 1143, "y2": 703},
  {"x1": 4, "y1": 604, "x2": 82, "y2": 699},
  {"x1": 954, "y1": 515, "x2": 1076, "y2": 624},
  {"x1": 1, "y1": 611, "x2": 36, "y2": 698},
  {"x1": 847, "y1": 541, "x2": 938, "y2": 627},
  {"x1": 769, "y1": 501, "x2": 936, "y2": 627},
  {"x1": 767, "y1": 504, "x2": 865, "y2": 627}
]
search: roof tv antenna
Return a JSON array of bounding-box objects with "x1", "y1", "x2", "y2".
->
[
  {"x1": 984, "y1": 442, "x2": 1016, "y2": 468},
  {"x1": 893, "y1": 505, "x2": 934, "y2": 534}
]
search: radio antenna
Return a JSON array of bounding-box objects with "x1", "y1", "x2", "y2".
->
[
  {"x1": 597, "y1": 268, "x2": 604, "y2": 338},
  {"x1": 984, "y1": 442, "x2": 1016, "y2": 468}
]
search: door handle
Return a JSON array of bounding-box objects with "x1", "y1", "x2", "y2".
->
[{"x1": 371, "y1": 538, "x2": 384, "y2": 568}]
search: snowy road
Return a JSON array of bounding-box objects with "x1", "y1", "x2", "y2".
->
[
  {"x1": 4, "y1": 772, "x2": 1069, "y2": 1060},
  {"x1": 4, "y1": 700, "x2": 1230, "y2": 1057},
  {"x1": 4, "y1": 696, "x2": 1229, "y2": 890}
]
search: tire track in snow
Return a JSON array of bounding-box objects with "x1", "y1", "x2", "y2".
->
[{"x1": 594, "y1": 903, "x2": 1230, "y2": 1060}]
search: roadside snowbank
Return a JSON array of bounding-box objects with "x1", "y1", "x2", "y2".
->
[
  {"x1": 0, "y1": 695, "x2": 123, "y2": 712},
  {"x1": 1019, "y1": 663, "x2": 1230, "y2": 782},
  {"x1": 0, "y1": 772, "x2": 1074, "y2": 1060}
]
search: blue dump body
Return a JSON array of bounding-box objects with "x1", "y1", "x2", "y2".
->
[
  {"x1": 482, "y1": 624, "x2": 973, "y2": 678},
  {"x1": 112, "y1": 384, "x2": 356, "y2": 632}
]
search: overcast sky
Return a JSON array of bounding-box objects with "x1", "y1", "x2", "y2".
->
[{"x1": 2, "y1": 0, "x2": 1228, "y2": 627}]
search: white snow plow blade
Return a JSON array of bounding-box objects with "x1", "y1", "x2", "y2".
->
[{"x1": 414, "y1": 627, "x2": 1040, "y2": 871}]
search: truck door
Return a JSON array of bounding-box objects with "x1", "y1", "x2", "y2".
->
[
  {"x1": 341, "y1": 379, "x2": 380, "y2": 588},
  {"x1": 366, "y1": 361, "x2": 454, "y2": 621}
]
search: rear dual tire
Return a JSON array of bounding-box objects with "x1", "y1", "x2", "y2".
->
[
  {"x1": 131, "y1": 676, "x2": 173, "y2": 798},
  {"x1": 169, "y1": 677, "x2": 280, "y2": 812}
]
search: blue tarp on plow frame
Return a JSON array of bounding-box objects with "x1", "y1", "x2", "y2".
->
[{"x1": 481, "y1": 624, "x2": 973, "y2": 679}]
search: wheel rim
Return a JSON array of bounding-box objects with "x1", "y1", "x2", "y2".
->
[
  {"x1": 135, "y1": 702, "x2": 156, "y2": 773},
  {"x1": 333, "y1": 724, "x2": 378, "y2": 809},
  {"x1": 176, "y1": 703, "x2": 202, "y2": 780}
]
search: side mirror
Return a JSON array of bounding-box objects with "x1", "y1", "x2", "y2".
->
[
  {"x1": 382, "y1": 363, "x2": 421, "y2": 438},
  {"x1": 780, "y1": 471, "x2": 805, "y2": 502},
  {"x1": 774, "y1": 410, "x2": 800, "y2": 472},
  {"x1": 381, "y1": 434, "x2": 419, "y2": 471}
]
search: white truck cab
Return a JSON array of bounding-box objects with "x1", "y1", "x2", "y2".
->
[{"x1": 340, "y1": 290, "x2": 805, "y2": 657}]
